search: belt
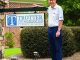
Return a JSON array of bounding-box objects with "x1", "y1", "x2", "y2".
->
[{"x1": 48, "y1": 26, "x2": 58, "y2": 29}]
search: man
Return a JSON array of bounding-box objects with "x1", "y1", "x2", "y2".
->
[{"x1": 47, "y1": 0, "x2": 64, "y2": 60}]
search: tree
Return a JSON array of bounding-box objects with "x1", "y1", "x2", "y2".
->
[
  {"x1": 44, "y1": 0, "x2": 80, "y2": 26},
  {"x1": 58, "y1": 0, "x2": 80, "y2": 26}
]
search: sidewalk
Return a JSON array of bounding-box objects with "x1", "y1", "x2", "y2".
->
[
  {"x1": 1, "y1": 57, "x2": 80, "y2": 60},
  {"x1": 1, "y1": 52, "x2": 80, "y2": 60},
  {"x1": 1, "y1": 58, "x2": 80, "y2": 60},
  {"x1": 0, "y1": 58, "x2": 78, "y2": 60},
  {"x1": 1, "y1": 58, "x2": 51, "y2": 60}
]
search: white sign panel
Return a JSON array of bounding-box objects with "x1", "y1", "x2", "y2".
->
[{"x1": 6, "y1": 13, "x2": 44, "y2": 27}]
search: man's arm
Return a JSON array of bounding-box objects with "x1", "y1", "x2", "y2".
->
[
  {"x1": 58, "y1": 6, "x2": 64, "y2": 31},
  {"x1": 56, "y1": 20, "x2": 63, "y2": 37},
  {"x1": 56, "y1": 6, "x2": 64, "y2": 37},
  {"x1": 58, "y1": 20, "x2": 63, "y2": 32}
]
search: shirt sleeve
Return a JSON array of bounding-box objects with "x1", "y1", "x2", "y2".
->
[{"x1": 59, "y1": 6, "x2": 64, "y2": 20}]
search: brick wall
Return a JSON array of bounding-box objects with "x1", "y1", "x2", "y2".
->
[
  {"x1": 3, "y1": 27, "x2": 21, "y2": 47},
  {"x1": 9, "y1": 2, "x2": 34, "y2": 8},
  {"x1": 3, "y1": 1, "x2": 43, "y2": 48},
  {"x1": 9, "y1": 2, "x2": 43, "y2": 8}
]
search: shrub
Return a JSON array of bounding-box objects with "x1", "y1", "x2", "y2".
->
[
  {"x1": 4, "y1": 32, "x2": 15, "y2": 48},
  {"x1": 20, "y1": 26, "x2": 76, "y2": 58},
  {"x1": 20, "y1": 27, "x2": 50, "y2": 58},
  {"x1": 0, "y1": 26, "x2": 2, "y2": 35},
  {"x1": 43, "y1": 0, "x2": 48, "y2": 7},
  {"x1": 70, "y1": 27, "x2": 80, "y2": 52},
  {"x1": 62, "y1": 26, "x2": 76, "y2": 57}
]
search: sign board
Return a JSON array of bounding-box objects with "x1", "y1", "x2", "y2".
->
[{"x1": 6, "y1": 13, "x2": 44, "y2": 27}]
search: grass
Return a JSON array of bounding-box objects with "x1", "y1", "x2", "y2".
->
[{"x1": 3, "y1": 48, "x2": 22, "y2": 58}]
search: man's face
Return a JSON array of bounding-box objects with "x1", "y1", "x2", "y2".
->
[{"x1": 48, "y1": 0, "x2": 56, "y2": 7}]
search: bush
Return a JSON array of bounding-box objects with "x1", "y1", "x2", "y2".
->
[
  {"x1": 62, "y1": 26, "x2": 76, "y2": 57},
  {"x1": 20, "y1": 27, "x2": 50, "y2": 58},
  {"x1": 0, "y1": 26, "x2": 2, "y2": 35},
  {"x1": 20, "y1": 26, "x2": 76, "y2": 58},
  {"x1": 70, "y1": 27, "x2": 80, "y2": 52},
  {"x1": 5, "y1": 32, "x2": 15, "y2": 48}
]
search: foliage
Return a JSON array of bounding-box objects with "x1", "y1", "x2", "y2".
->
[
  {"x1": 70, "y1": 27, "x2": 80, "y2": 52},
  {"x1": 4, "y1": 32, "x2": 15, "y2": 48},
  {"x1": 0, "y1": 25, "x2": 2, "y2": 35},
  {"x1": 62, "y1": 26, "x2": 76, "y2": 57},
  {"x1": 20, "y1": 26, "x2": 76, "y2": 58},
  {"x1": 44, "y1": 0, "x2": 80, "y2": 26},
  {"x1": 43, "y1": 0, "x2": 49, "y2": 7},
  {"x1": 58, "y1": 0, "x2": 80, "y2": 26},
  {"x1": 20, "y1": 27, "x2": 50, "y2": 58}
]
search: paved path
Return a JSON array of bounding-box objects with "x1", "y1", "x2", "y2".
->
[
  {"x1": 1, "y1": 52, "x2": 80, "y2": 60},
  {"x1": 1, "y1": 58, "x2": 80, "y2": 60}
]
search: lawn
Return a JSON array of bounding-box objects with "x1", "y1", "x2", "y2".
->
[{"x1": 3, "y1": 48, "x2": 22, "y2": 58}]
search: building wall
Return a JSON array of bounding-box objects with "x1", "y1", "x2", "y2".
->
[
  {"x1": 3, "y1": 27, "x2": 21, "y2": 47},
  {"x1": 3, "y1": 1, "x2": 43, "y2": 48},
  {"x1": 9, "y1": 2, "x2": 34, "y2": 8}
]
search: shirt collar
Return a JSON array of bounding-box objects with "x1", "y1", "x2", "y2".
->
[{"x1": 50, "y1": 4, "x2": 58, "y2": 9}]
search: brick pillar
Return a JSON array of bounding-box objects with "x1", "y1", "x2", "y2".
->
[{"x1": 4, "y1": 0, "x2": 9, "y2": 8}]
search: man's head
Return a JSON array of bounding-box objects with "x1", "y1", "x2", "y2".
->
[{"x1": 48, "y1": 0, "x2": 57, "y2": 8}]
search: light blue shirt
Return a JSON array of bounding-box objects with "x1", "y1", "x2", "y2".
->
[{"x1": 47, "y1": 4, "x2": 64, "y2": 27}]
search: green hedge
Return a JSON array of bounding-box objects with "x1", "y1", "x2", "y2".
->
[
  {"x1": 70, "y1": 27, "x2": 80, "y2": 52},
  {"x1": 62, "y1": 26, "x2": 76, "y2": 57},
  {"x1": 20, "y1": 26, "x2": 76, "y2": 58},
  {"x1": 20, "y1": 27, "x2": 50, "y2": 58}
]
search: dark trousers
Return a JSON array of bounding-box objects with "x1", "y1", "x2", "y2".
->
[{"x1": 48, "y1": 27, "x2": 62, "y2": 60}]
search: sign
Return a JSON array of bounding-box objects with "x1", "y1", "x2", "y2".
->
[{"x1": 6, "y1": 13, "x2": 44, "y2": 27}]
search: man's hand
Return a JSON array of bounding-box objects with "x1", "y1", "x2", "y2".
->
[
  {"x1": 33, "y1": 4, "x2": 43, "y2": 7},
  {"x1": 56, "y1": 31, "x2": 60, "y2": 37}
]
